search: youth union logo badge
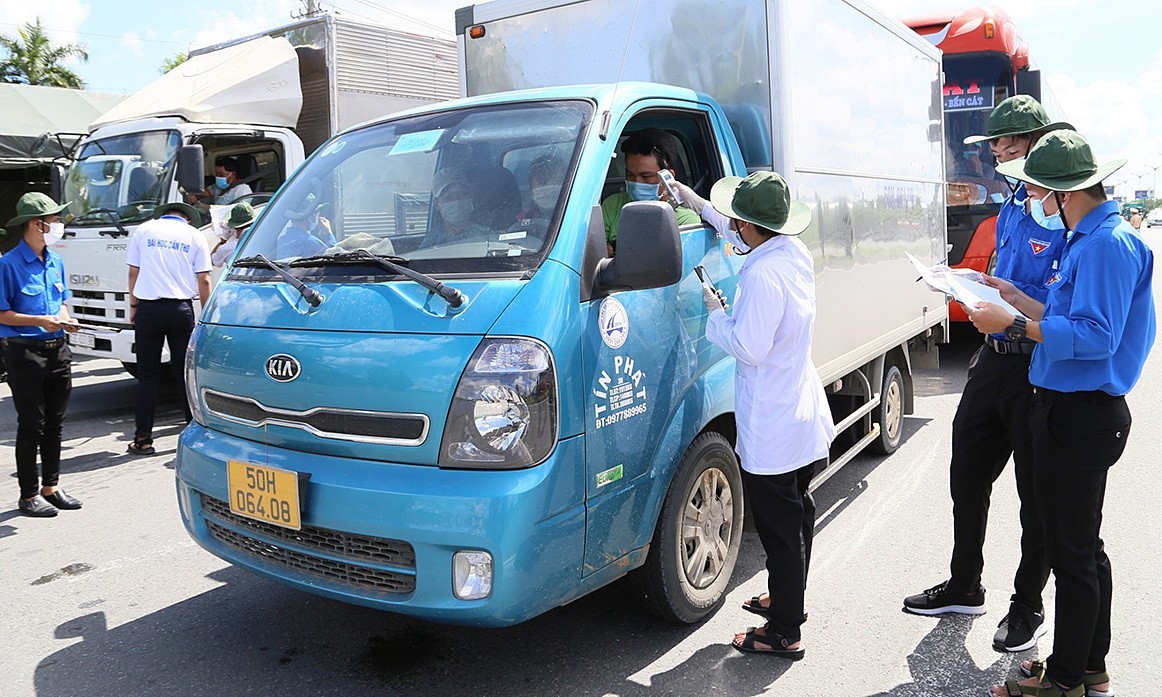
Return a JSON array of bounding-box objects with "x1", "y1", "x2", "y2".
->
[
  {"x1": 1029, "y1": 238, "x2": 1050, "y2": 255},
  {"x1": 598, "y1": 296, "x2": 629, "y2": 349}
]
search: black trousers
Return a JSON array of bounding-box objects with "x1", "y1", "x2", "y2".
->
[
  {"x1": 1031, "y1": 388, "x2": 1129, "y2": 689},
  {"x1": 4, "y1": 339, "x2": 72, "y2": 499},
  {"x1": 134, "y1": 299, "x2": 194, "y2": 439},
  {"x1": 948, "y1": 345, "x2": 1049, "y2": 609},
  {"x1": 741, "y1": 458, "x2": 824, "y2": 641}
]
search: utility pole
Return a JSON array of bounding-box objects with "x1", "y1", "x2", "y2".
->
[{"x1": 293, "y1": 0, "x2": 324, "y2": 18}]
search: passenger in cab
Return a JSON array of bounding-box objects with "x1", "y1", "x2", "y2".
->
[
  {"x1": 601, "y1": 128, "x2": 700, "y2": 256},
  {"x1": 517, "y1": 155, "x2": 565, "y2": 223},
  {"x1": 274, "y1": 194, "x2": 334, "y2": 259},
  {"x1": 423, "y1": 167, "x2": 490, "y2": 248},
  {"x1": 186, "y1": 156, "x2": 253, "y2": 208}
]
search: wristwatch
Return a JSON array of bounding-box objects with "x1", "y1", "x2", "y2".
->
[{"x1": 1004, "y1": 315, "x2": 1027, "y2": 341}]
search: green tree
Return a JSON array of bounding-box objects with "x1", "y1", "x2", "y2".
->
[
  {"x1": 0, "y1": 18, "x2": 88, "y2": 88},
  {"x1": 159, "y1": 51, "x2": 188, "y2": 74}
]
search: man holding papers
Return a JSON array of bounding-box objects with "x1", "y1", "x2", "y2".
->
[
  {"x1": 903, "y1": 96, "x2": 1070, "y2": 656},
  {"x1": 974, "y1": 131, "x2": 1154, "y2": 697}
]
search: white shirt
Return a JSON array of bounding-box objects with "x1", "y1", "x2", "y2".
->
[
  {"x1": 211, "y1": 233, "x2": 238, "y2": 267},
  {"x1": 704, "y1": 212, "x2": 836, "y2": 475},
  {"x1": 126, "y1": 215, "x2": 212, "y2": 299},
  {"x1": 215, "y1": 182, "x2": 252, "y2": 206}
]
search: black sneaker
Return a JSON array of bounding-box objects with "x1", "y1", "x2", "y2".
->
[
  {"x1": 18, "y1": 495, "x2": 59, "y2": 517},
  {"x1": 903, "y1": 581, "x2": 986, "y2": 616},
  {"x1": 993, "y1": 601, "x2": 1046, "y2": 652}
]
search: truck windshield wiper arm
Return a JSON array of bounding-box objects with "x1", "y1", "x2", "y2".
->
[
  {"x1": 289, "y1": 250, "x2": 466, "y2": 308},
  {"x1": 72, "y1": 208, "x2": 129, "y2": 236},
  {"x1": 231, "y1": 254, "x2": 323, "y2": 307}
]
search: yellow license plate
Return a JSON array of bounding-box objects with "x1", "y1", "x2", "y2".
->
[{"x1": 227, "y1": 461, "x2": 301, "y2": 530}]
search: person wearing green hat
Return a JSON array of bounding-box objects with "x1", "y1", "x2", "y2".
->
[
  {"x1": 211, "y1": 202, "x2": 258, "y2": 268},
  {"x1": 970, "y1": 130, "x2": 1155, "y2": 697},
  {"x1": 125, "y1": 201, "x2": 213, "y2": 455},
  {"x1": 903, "y1": 95, "x2": 1071, "y2": 653},
  {"x1": 673, "y1": 171, "x2": 835, "y2": 659},
  {"x1": 0, "y1": 192, "x2": 84, "y2": 517}
]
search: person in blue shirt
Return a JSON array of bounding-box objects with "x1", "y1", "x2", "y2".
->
[
  {"x1": 904, "y1": 95, "x2": 1071, "y2": 655},
  {"x1": 0, "y1": 192, "x2": 83, "y2": 518},
  {"x1": 974, "y1": 130, "x2": 1155, "y2": 697}
]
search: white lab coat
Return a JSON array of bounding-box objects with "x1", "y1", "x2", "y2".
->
[{"x1": 703, "y1": 208, "x2": 836, "y2": 475}]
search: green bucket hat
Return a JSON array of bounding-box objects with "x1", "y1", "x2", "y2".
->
[
  {"x1": 963, "y1": 95, "x2": 1074, "y2": 145},
  {"x1": 153, "y1": 202, "x2": 203, "y2": 227},
  {"x1": 995, "y1": 129, "x2": 1126, "y2": 192},
  {"x1": 709, "y1": 171, "x2": 811, "y2": 236},
  {"x1": 226, "y1": 202, "x2": 258, "y2": 229},
  {"x1": 5, "y1": 192, "x2": 68, "y2": 229}
]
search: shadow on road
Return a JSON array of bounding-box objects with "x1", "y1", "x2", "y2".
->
[
  {"x1": 869, "y1": 614, "x2": 1026, "y2": 696},
  {"x1": 32, "y1": 535, "x2": 791, "y2": 697}
]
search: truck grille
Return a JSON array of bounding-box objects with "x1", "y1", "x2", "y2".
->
[
  {"x1": 202, "y1": 390, "x2": 428, "y2": 445},
  {"x1": 201, "y1": 495, "x2": 416, "y2": 594}
]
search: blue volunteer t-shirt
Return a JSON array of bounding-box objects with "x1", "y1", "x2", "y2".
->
[
  {"x1": 1031, "y1": 201, "x2": 1156, "y2": 395},
  {"x1": 994, "y1": 183, "x2": 1067, "y2": 304},
  {"x1": 0, "y1": 238, "x2": 71, "y2": 339}
]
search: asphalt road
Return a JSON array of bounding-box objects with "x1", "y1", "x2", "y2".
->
[{"x1": 3, "y1": 234, "x2": 1161, "y2": 696}]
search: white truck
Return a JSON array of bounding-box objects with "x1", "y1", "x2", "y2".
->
[{"x1": 55, "y1": 15, "x2": 458, "y2": 373}]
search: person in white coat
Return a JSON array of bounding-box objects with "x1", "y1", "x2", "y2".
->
[{"x1": 673, "y1": 171, "x2": 835, "y2": 660}]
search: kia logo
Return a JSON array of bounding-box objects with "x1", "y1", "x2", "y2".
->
[{"x1": 265, "y1": 354, "x2": 301, "y2": 382}]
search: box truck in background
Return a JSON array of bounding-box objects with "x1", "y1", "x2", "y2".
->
[{"x1": 55, "y1": 15, "x2": 458, "y2": 373}]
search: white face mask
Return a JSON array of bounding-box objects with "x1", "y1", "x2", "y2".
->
[
  {"x1": 531, "y1": 184, "x2": 560, "y2": 211},
  {"x1": 440, "y1": 199, "x2": 474, "y2": 227},
  {"x1": 42, "y1": 221, "x2": 64, "y2": 245}
]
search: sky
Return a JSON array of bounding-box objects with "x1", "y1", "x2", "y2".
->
[{"x1": 3, "y1": 0, "x2": 1160, "y2": 198}]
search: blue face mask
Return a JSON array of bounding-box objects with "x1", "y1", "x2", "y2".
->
[
  {"x1": 626, "y1": 181, "x2": 660, "y2": 202},
  {"x1": 1004, "y1": 176, "x2": 1021, "y2": 187},
  {"x1": 215, "y1": 176, "x2": 229, "y2": 189},
  {"x1": 1029, "y1": 191, "x2": 1066, "y2": 231}
]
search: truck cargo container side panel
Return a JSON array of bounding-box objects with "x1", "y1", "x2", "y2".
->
[{"x1": 461, "y1": 0, "x2": 774, "y2": 171}]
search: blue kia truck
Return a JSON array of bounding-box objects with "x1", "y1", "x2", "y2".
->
[{"x1": 175, "y1": 0, "x2": 948, "y2": 626}]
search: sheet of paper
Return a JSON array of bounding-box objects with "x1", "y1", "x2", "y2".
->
[
  {"x1": 945, "y1": 275, "x2": 1027, "y2": 317},
  {"x1": 906, "y1": 252, "x2": 952, "y2": 294}
]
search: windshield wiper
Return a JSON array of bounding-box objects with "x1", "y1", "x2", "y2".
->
[
  {"x1": 72, "y1": 208, "x2": 129, "y2": 236},
  {"x1": 290, "y1": 250, "x2": 466, "y2": 308},
  {"x1": 232, "y1": 254, "x2": 323, "y2": 307}
]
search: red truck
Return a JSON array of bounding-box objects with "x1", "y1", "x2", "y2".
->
[{"x1": 905, "y1": 7, "x2": 1064, "y2": 321}]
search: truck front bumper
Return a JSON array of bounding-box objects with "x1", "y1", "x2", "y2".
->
[{"x1": 175, "y1": 423, "x2": 586, "y2": 627}]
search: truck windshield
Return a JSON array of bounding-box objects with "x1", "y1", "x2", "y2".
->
[
  {"x1": 232, "y1": 100, "x2": 591, "y2": 278},
  {"x1": 942, "y1": 54, "x2": 1014, "y2": 207},
  {"x1": 63, "y1": 130, "x2": 181, "y2": 226}
]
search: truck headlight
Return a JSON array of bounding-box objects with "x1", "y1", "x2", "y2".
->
[
  {"x1": 184, "y1": 323, "x2": 206, "y2": 426},
  {"x1": 439, "y1": 338, "x2": 557, "y2": 469}
]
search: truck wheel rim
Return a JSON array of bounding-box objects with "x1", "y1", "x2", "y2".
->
[
  {"x1": 680, "y1": 466, "x2": 734, "y2": 589},
  {"x1": 885, "y1": 377, "x2": 902, "y2": 440}
]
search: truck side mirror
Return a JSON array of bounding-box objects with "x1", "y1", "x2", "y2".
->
[
  {"x1": 592, "y1": 201, "x2": 683, "y2": 295},
  {"x1": 49, "y1": 165, "x2": 65, "y2": 202},
  {"x1": 176, "y1": 145, "x2": 205, "y2": 193}
]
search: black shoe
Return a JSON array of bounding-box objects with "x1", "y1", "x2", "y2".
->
[
  {"x1": 18, "y1": 495, "x2": 59, "y2": 517},
  {"x1": 993, "y1": 600, "x2": 1046, "y2": 652},
  {"x1": 903, "y1": 580, "x2": 986, "y2": 616},
  {"x1": 43, "y1": 490, "x2": 82, "y2": 510}
]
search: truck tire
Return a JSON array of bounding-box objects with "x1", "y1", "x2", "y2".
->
[
  {"x1": 629, "y1": 431, "x2": 744, "y2": 623},
  {"x1": 870, "y1": 364, "x2": 904, "y2": 455}
]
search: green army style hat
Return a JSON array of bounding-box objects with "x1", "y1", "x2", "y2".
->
[
  {"x1": 227, "y1": 202, "x2": 258, "y2": 229},
  {"x1": 963, "y1": 94, "x2": 1073, "y2": 145},
  {"x1": 153, "y1": 202, "x2": 203, "y2": 227},
  {"x1": 5, "y1": 192, "x2": 68, "y2": 229},
  {"x1": 710, "y1": 171, "x2": 811, "y2": 236},
  {"x1": 995, "y1": 129, "x2": 1126, "y2": 192}
]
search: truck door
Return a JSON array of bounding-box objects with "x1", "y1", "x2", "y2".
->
[{"x1": 580, "y1": 105, "x2": 733, "y2": 575}]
